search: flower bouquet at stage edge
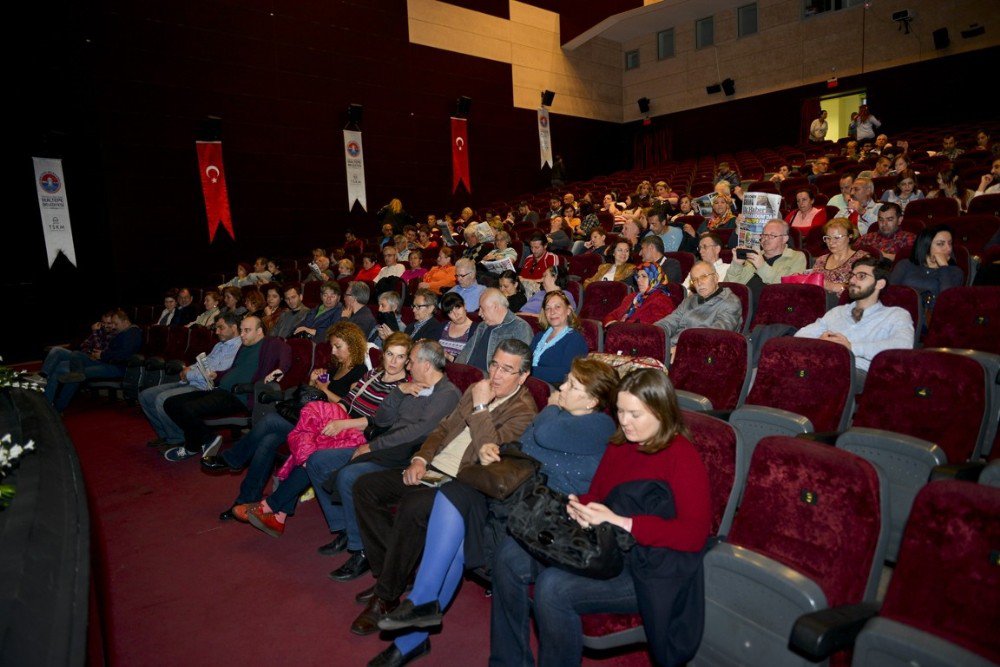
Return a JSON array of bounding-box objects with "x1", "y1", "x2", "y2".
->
[{"x1": 0, "y1": 356, "x2": 41, "y2": 509}]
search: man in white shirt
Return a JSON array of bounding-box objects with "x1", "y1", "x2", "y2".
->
[
  {"x1": 374, "y1": 245, "x2": 405, "y2": 284},
  {"x1": 683, "y1": 233, "x2": 730, "y2": 289}
]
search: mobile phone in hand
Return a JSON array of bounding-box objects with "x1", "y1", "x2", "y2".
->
[
  {"x1": 317, "y1": 372, "x2": 329, "y2": 383},
  {"x1": 735, "y1": 248, "x2": 752, "y2": 260}
]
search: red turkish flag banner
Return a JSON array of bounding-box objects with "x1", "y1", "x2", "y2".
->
[
  {"x1": 451, "y1": 117, "x2": 471, "y2": 193},
  {"x1": 196, "y1": 141, "x2": 235, "y2": 242}
]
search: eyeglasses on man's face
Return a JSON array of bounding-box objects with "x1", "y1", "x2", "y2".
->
[
  {"x1": 849, "y1": 271, "x2": 874, "y2": 281},
  {"x1": 760, "y1": 233, "x2": 786, "y2": 240},
  {"x1": 488, "y1": 360, "x2": 521, "y2": 376}
]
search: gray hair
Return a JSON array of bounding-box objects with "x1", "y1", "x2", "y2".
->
[
  {"x1": 480, "y1": 287, "x2": 509, "y2": 311},
  {"x1": 495, "y1": 338, "x2": 532, "y2": 373},
  {"x1": 347, "y1": 281, "x2": 370, "y2": 305},
  {"x1": 378, "y1": 290, "x2": 401, "y2": 311},
  {"x1": 412, "y1": 288, "x2": 437, "y2": 307},
  {"x1": 412, "y1": 339, "x2": 447, "y2": 371}
]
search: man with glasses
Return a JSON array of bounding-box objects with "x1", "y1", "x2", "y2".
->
[
  {"x1": 656, "y1": 260, "x2": 743, "y2": 361},
  {"x1": 726, "y1": 219, "x2": 807, "y2": 299},
  {"x1": 374, "y1": 245, "x2": 405, "y2": 284},
  {"x1": 796, "y1": 256, "x2": 913, "y2": 388},
  {"x1": 848, "y1": 177, "x2": 882, "y2": 234},
  {"x1": 404, "y1": 288, "x2": 445, "y2": 342},
  {"x1": 828, "y1": 174, "x2": 854, "y2": 218},
  {"x1": 347, "y1": 339, "x2": 538, "y2": 636},
  {"x1": 447, "y1": 258, "x2": 485, "y2": 313},
  {"x1": 857, "y1": 202, "x2": 914, "y2": 262},
  {"x1": 683, "y1": 232, "x2": 730, "y2": 288},
  {"x1": 455, "y1": 288, "x2": 533, "y2": 373},
  {"x1": 808, "y1": 158, "x2": 830, "y2": 184}
]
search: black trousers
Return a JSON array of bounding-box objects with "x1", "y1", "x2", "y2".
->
[
  {"x1": 162, "y1": 389, "x2": 247, "y2": 453},
  {"x1": 353, "y1": 467, "x2": 437, "y2": 601}
]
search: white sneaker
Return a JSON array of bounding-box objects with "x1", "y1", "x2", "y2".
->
[
  {"x1": 201, "y1": 435, "x2": 223, "y2": 459},
  {"x1": 164, "y1": 446, "x2": 197, "y2": 462}
]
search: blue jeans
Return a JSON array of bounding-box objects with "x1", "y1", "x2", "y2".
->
[
  {"x1": 46, "y1": 351, "x2": 125, "y2": 412},
  {"x1": 222, "y1": 412, "x2": 294, "y2": 505},
  {"x1": 306, "y1": 450, "x2": 383, "y2": 552},
  {"x1": 41, "y1": 346, "x2": 74, "y2": 377},
  {"x1": 139, "y1": 382, "x2": 197, "y2": 444},
  {"x1": 489, "y1": 536, "x2": 639, "y2": 667}
]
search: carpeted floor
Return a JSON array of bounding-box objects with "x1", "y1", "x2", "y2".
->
[{"x1": 64, "y1": 395, "x2": 650, "y2": 666}]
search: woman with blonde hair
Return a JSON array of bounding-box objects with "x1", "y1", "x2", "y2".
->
[{"x1": 811, "y1": 218, "x2": 869, "y2": 294}]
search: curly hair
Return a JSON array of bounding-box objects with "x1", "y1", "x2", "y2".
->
[{"x1": 325, "y1": 321, "x2": 368, "y2": 369}]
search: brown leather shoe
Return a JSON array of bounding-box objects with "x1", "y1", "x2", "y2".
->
[
  {"x1": 350, "y1": 595, "x2": 399, "y2": 636},
  {"x1": 355, "y1": 584, "x2": 376, "y2": 605},
  {"x1": 231, "y1": 502, "x2": 260, "y2": 523}
]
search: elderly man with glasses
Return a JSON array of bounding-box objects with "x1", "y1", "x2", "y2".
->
[
  {"x1": 346, "y1": 339, "x2": 538, "y2": 636},
  {"x1": 403, "y1": 288, "x2": 445, "y2": 342},
  {"x1": 446, "y1": 258, "x2": 485, "y2": 313},
  {"x1": 455, "y1": 288, "x2": 533, "y2": 373},
  {"x1": 656, "y1": 260, "x2": 743, "y2": 362},
  {"x1": 796, "y1": 256, "x2": 913, "y2": 389},
  {"x1": 726, "y1": 219, "x2": 807, "y2": 299}
]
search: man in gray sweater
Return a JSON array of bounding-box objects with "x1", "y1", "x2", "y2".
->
[
  {"x1": 455, "y1": 288, "x2": 533, "y2": 372},
  {"x1": 655, "y1": 260, "x2": 743, "y2": 362}
]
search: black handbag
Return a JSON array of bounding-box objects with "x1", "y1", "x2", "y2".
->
[
  {"x1": 456, "y1": 443, "x2": 541, "y2": 500},
  {"x1": 274, "y1": 385, "x2": 328, "y2": 424},
  {"x1": 507, "y1": 484, "x2": 635, "y2": 580}
]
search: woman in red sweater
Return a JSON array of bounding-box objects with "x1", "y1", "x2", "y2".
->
[
  {"x1": 602, "y1": 261, "x2": 676, "y2": 326},
  {"x1": 490, "y1": 369, "x2": 712, "y2": 667}
]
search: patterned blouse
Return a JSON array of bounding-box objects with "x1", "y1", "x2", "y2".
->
[{"x1": 812, "y1": 249, "x2": 870, "y2": 286}]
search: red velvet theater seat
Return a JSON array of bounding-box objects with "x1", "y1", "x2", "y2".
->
[
  {"x1": 524, "y1": 377, "x2": 551, "y2": 411},
  {"x1": 719, "y1": 281, "x2": 753, "y2": 334},
  {"x1": 443, "y1": 362, "x2": 483, "y2": 395},
  {"x1": 604, "y1": 323, "x2": 668, "y2": 362},
  {"x1": 750, "y1": 283, "x2": 827, "y2": 331},
  {"x1": 671, "y1": 328, "x2": 751, "y2": 412},
  {"x1": 694, "y1": 436, "x2": 887, "y2": 666},
  {"x1": 578, "y1": 319, "x2": 603, "y2": 353},
  {"x1": 901, "y1": 196, "x2": 960, "y2": 221},
  {"x1": 580, "y1": 281, "x2": 628, "y2": 322},
  {"x1": 922, "y1": 286, "x2": 1000, "y2": 354}
]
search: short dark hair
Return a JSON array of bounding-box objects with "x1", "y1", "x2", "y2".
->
[
  {"x1": 640, "y1": 234, "x2": 665, "y2": 254},
  {"x1": 497, "y1": 270, "x2": 525, "y2": 294},
  {"x1": 440, "y1": 291, "x2": 466, "y2": 314},
  {"x1": 282, "y1": 283, "x2": 301, "y2": 296},
  {"x1": 320, "y1": 281, "x2": 341, "y2": 296},
  {"x1": 217, "y1": 311, "x2": 241, "y2": 328},
  {"x1": 528, "y1": 233, "x2": 547, "y2": 246},
  {"x1": 494, "y1": 338, "x2": 532, "y2": 373},
  {"x1": 879, "y1": 201, "x2": 903, "y2": 218},
  {"x1": 851, "y1": 255, "x2": 892, "y2": 284}
]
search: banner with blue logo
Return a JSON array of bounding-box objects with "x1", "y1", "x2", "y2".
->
[
  {"x1": 32, "y1": 157, "x2": 77, "y2": 267},
  {"x1": 343, "y1": 130, "x2": 367, "y2": 211},
  {"x1": 538, "y1": 108, "x2": 552, "y2": 168}
]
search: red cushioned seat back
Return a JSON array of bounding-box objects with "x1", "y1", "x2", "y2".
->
[
  {"x1": 671, "y1": 329, "x2": 749, "y2": 412},
  {"x1": 579, "y1": 319, "x2": 602, "y2": 352},
  {"x1": 143, "y1": 325, "x2": 170, "y2": 357},
  {"x1": 854, "y1": 349, "x2": 986, "y2": 462},
  {"x1": 162, "y1": 326, "x2": 190, "y2": 361},
  {"x1": 967, "y1": 192, "x2": 1000, "y2": 216},
  {"x1": 922, "y1": 286, "x2": 1000, "y2": 354},
  {"x1": 750, "y1": 284, "x2": 827, "y2": 330},
  {"x1": 568, "y1": 253, "x2": 602, "y2": 281},
  {"x1": 281, "y1": 338, "x2": 315, "y2": 389},
  {"x1": 184, "y1": 325, "x2": 217, "y2": 363},
  {"x1": 745, "y1": 337, "x2": 854, "y2": 432},
  {"x1": 664, "y1": 252, "x2": 696, "y2": 282},
  {"x1": 902, "y1": 196, "x2": 960, "y2": 221},
  {"x1": 604, "y1": 323, "x2": 667, "y2": 362},
  {"x1": 580, "y1": 281, "x2": 628, "y2": 321},
  {"x1": 444, "y1": 362, "x2": 483, "y2": 395},
  {"x1": 728, "y1": 436, "x2": 882, "y2": 608},
  {"x1": 683, "y1": 410, "x2": 738, "y2": 534},
  {"x1": 879, "y1": 481, "x2": 1000, "y2": 664},
  {"x1": 524, "y1": 377, "x2": 551, "y2": 411}
]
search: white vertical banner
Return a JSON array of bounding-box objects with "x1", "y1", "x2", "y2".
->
[
  {"x1": 343, "y1": 130, "x2": 367, "y2": 212},
  {"x1": 537, "y1": 108, "x2": 553, "y2": 168},
  {"x1": 32, "y1": 157, "x2": 77, "y2": 267}
]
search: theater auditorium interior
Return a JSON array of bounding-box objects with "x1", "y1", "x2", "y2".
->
[{"x1": 4, "y1": 0, "x2": 999, "y2": 665}]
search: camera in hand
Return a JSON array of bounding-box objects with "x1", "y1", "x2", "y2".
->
[{"x1": 735, "y1": 248, "x2": 756, "y2": 260}]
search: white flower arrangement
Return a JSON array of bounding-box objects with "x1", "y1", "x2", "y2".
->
[
  {"x1": 1, "y1": 355, "x2": 42, "y2": 500},
  {"x1": 0, "y1": 433, "x2": 36, "y2": 476}
]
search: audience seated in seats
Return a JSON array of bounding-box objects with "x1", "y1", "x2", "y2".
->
[
  {"x1": 189, "y1": 290, "x2": 221, "y2": 328},
  {"x1": 219, "y1": 262, "x2": 254, "y2": 288},
  {"x1": 517, "y1": 200, "x2": 540, "y2": 226},
  {"x1": 378, "y1": 224, "x2": 395, "y2": 249},
  {"x1": 304, "y1": 255, "x2": 337, "y2": 283},
  {"x1": 347, "y1": 339, "x2": 538, "y2": 637},
  {"x1": 141, "y1": 312, "x2": 242, "y2": 448},
  {"x1": 880, "y1": 169, "x2": 924, "y2": 211},
  {"x1": 812, "y1": 218, "x2": 870, "y2": 295},
  {"x1": 828, "y1": 174, "x2": 855, "y2": 218},
  {"x1": 173, "y1": 288, "x2": 196, "y2": 327},
  {"x1": 243, "y1": 289, "x2": 265, "y2": 320},
  {"x1": 797, "y1": 257, "x2": 913, "y2": 389},
  {"x1": 727, "y1": 219, "x2": 807, "y2": 300},
  {"x1": 584, "y1": 240, "x2": 635, "y2": 288},
  {"x1": 605, "y1": 261, "x2": 676, "y2": 327},
  {"x1": 635, "y1": 235, "x2": 682, "y2": 287},
  {"x1": 416, "y1": 223, "x2": 438, "y2": 250},
  {"x1": 160, "y1": 315, "x2": 290, "y2": 462},
  {"x1": 683, "y1": 233, "x2": 730, "y2": 289},
  {"x1": 490, "y1": 369, "x2": 711, "y2": 667},
  {"x1": 342, "y1": 228, "x2": 364, "y2": 259},
  {"x1": 848, "y1": 177, "x2": 882, "y2": 234},
  {"x1": 715, "y1": 161, "x2": 740, "y2": 189},
  {"x1": 401, "y1": 288, "x2": 443, "y2": 343},
  {"x1": 928, "y1": 167, "x2": 975, "y2": 213},
  {"x1": 785, "y1": 188, "x2": 828, "y2": 232},
  {"x1": 336, "y1": 258, "x2": 354, "y2": 280},
  {"x1": 156, "y1": 289, "x2": 180, "y2": 326},
  {"x1": 769, "y1": 165, "x2": 790, "y2": 184},
  {"x1": 480, "y1": 231, "x2": 517, "y2": 271},
  {"x1": 559, "y1": 205, "x2": 581, "y2": 237},
  {"x1": 269, "y1": 285, "x2": 308, "y2": 339},
  {"x1": 575, "y1": 227, "x2": 614, "y2": 261},
  {"x1": 520, "y1": 234, "x2": 560, "y2": 296},
  {"x1": 672, "y1": 194, "x2": 698, "y2": 222},
  {"x1": 354, "y1": 252, "x2": 382, "y2": 283},
  {"x1": 238, "y1": 334, "x2": 430, "y2": 539},
  {"x1": 807, "y1": 156, "x2": 830, "y2": 182},
  {"x1": 973, "y1": 157, "x2": 1000, "y2": 198},
  {"x1": 461, "y1": 226, "x2": 490, "y2": 265},
  {"x1": 438, "y1": 292, "x2": 479, "y2": 362},
  {"x1": 713, "y1": 181, "x2": 743, "y2": 215},
  {"x1": 340, "y1": 281, "x2": 377, "y2": 339},
  {"x1": 220, "y1": 286, "x2": 248, "y2": 319},
  {"x1": 497, "y1": 270, "x2": 527, "y2": 313},
  {"x1": 656, "y1": 260, "x2": 742, "y2": 361},
  {"x1": 546, "y1": 216, "x2": 572, "y2": 252},
  {"x1": 857, "y1": 202, "x2": 914, "y2": 262},
  {"x1": 418, "y1": 247, "x2": 457, "y2": 295},
  {"x1": 374, "y1": 245, "x2": 405, "y2": 284},
  {"x1": 46, "y1": 310, "x2": 115, "y2": 364},
  {"x1": 371, "y1": 358, "x2": 619, "y2": 665},
  {"x1": 889, "y1": 224, "x2": 964, "y2": 324},
  {"x1": 393, "y1": 234, "x2": 412, "y2": 262},
  {"x1": 686, "y1": 194, "x2": 737, "y2": 242},
  {"x1": 294, "y1": 281, "x2": 343, "y2": 342},
  {"x1": 43, "y1": 309, "x2": 143, "y2": 412},
  {"x1": 372, "y1": 290, "x2": 404, "y2": 346},
  {"x1": 647, "y1": 205, "x2": 683, "y2": 253},
  {"x1": 202, "y1": 322, "x2": 373, "y2": 513},
  {"x1": 871, "y1": 155, "x2": 892, "y2": 178},
  {"x1": 519, "y1": 265, "x2": 576, "y2": 315},
  {"x1": 456, "y1": 288, "x2": 533, "y2": 373},
  {"x1": 529, "y1": 291, "x2": 589, "y2": 385},
  {"x1": 938, "y1": 134, "x2": 965, "y2": 161},
  {"x1": 447, "y1": 258, "x2": 486, "y2": 313}
]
